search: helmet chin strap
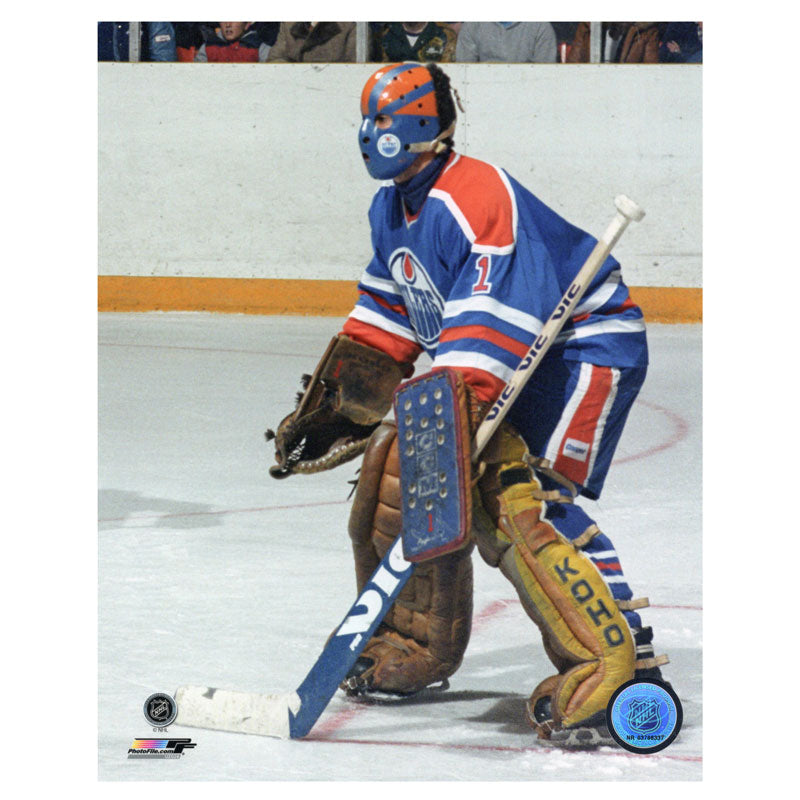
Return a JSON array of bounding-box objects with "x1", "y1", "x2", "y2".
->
[{"x1": 407, "y1": 122, "x2": 456, "y2": 154}]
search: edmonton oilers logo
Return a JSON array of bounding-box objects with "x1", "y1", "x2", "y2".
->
[
  {"x1": 401, "y1": 253, "x2": 417, "y2": 284},
  {"x1": 606, "y1": 679, "x2": 683, "y2": 753},
  {"x1": 388, "y1": 248, "x2": 445, "y2": 348},
  {"x1": 377, "y1": 133, "x2": 401, "y2": 158}
]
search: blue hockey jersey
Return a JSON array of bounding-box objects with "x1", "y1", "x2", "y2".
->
[{"x1": 342, "y1": 152, "x2": 647, "y2": 403}]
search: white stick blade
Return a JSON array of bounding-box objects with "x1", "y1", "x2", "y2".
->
[
  {"x1": 174, "y1": 685, "x2": 301, "y2": 738},
  {"x1": 614, "y1": 194, "x2": 645, "y2": 221}
]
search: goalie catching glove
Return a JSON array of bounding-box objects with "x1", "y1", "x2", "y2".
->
[{"x1": 266, "y1": 335, "x2": 411, "y2": 478}]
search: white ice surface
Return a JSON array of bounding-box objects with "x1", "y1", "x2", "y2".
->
[{"x1": 98, "y1": 313, "x2": 702, "y2": 781}]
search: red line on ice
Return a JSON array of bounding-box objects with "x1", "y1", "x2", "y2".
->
[
  {"x1": 98, "y1": 499, "x2": 348, "y2": 523},
  {"x1": 303, "y1": 734, "x2": 702, "y2": 763},
  {"x1": 471, "y1": 598, "x2": 518, "y2": 631},
  {"x1": 312, "y1": 596, "x2": 517, "y2": 738},
  {"x1": 312, "y1": 705, "x2": 369, "y2": 739},
  {"x1": 613, "y1": 399, "x2": 691, "y2": 465},
  {"x1": 99, "y1": 341, "x2": 314, "y2": 358},
  {"x1": 495, "y1": 597, "x2": 701, "y2": 613},
  {"x1": 311, "y1": 592, "x2": 700, "y2": 739}
]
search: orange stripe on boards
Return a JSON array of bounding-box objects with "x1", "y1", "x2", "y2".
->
[
  {"x1": 98, "y1": 276, "x2": 359, "y2": 316},
  {"x1": 98, "y1": 277, "x2": 702, "y2": 323},
  {"x1": 630, "y1": 286, "x2": 702, "y2": 323}
]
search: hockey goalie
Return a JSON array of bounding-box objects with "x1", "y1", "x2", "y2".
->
[{"x1": 267, "y1": 62, "x2": 669, "y2": 746}]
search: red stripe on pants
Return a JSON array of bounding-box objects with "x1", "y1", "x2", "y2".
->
[{"x1": 552, "y1": 366, "x2": 614, "y2": 486}]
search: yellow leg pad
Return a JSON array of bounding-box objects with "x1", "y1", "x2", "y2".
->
[
  {"x1": 503, "y1": 536, "x2": 635, "y2": 730},
  {"x1": 473, "y1": 422, "x2": 634, "y2": 732}
]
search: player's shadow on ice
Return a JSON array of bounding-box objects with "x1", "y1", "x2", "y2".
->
[
  {"x1": 353, "y1": 688, "x2": 517, "y2": 707},
  {"x1": 98, "y1": 489, "x2": 220, "y2": 531},
  {"x1": 465, "y1": 696, "x2": 532, "y2": 734},
  {"x1": 351, "y1": 689, "x2": 532, "y2": 735}
]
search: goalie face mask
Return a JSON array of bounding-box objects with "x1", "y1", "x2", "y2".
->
[{"x1": 358, "y1": 62, "x2": 442, "y2": 180}]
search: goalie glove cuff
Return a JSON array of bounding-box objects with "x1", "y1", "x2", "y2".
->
[{"x1": 267, "y1": 336, "x2": 410, "y2": 477}]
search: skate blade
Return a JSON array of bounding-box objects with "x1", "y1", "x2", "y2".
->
[
  {"x1": 548, "y1": 725, "x2": 617, "y2": 749},
  {"x1": 345, "y1": 679, "x2": 450, "y2": 704}
]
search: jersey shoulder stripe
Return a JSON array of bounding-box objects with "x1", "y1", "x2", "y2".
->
[
  {"x1": 357, "y1": 289, "x2": 408, "y2": 317},
  {"x1": 429, "y1": 155, "x2": 517, "y2": 254},
  {"x1": 359, "y1": 272, "x2": 403, "y2": 301},
  {"x1": 348, "y1": 303, "x2": 417, "y2": 342},
  {"x1": 342, "y1": 318, "x2": 423, "y2": 365}
]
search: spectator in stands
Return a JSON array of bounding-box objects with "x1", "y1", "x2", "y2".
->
[
  {"x1": 659, "y1": 22, "x2": 703, "y2": 63},
  {"x1": 98, "y1": 22, "x2": 176, "y2": 61},
  {"x1": 567, "y1": 22, "x2": 663, "y2": 63},
  {"x1": 267, "y1": 22, "x2": 356, "y2": 62},
  {"x1": 195, "y1": 22, "x2": 272, "y2": 62},
  {"x1": 252, "y1": 23, "x2": 280, "y2": 49},
  {"x1": 616, "y1": 22, "x2": 662, "y2": 63},
  {"x1": 368, "y1": 22, "x2": 386, "y2": 60},
  {"x1": 566, "y1": 22, "x2": 627, "y2": 63},
  {"x1": 455, "y1": 21, "x2": 556, "y2": 63},
  {"x1": 175, "y1": 22, "x2": 212, "y2": 62},
  {"x1": 550, "y1": 21, "x2": 579, "y2": 62},
  {"x1": 567, "y1": 22, "x2": 664, "y2": 64},
  {"x1": 147, "y1": 22, "x2": 177, "y2": 61},
  {"x1": 373, "y1": 22, "x2": 457, "y2": 63}
]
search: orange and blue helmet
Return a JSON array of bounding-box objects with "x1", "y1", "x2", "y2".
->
[{"x1": 358, "y1": 62, "x2": 452, "y2": 180}]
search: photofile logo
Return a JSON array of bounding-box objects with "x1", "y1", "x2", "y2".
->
[
  {"x1": 127, "y1": 738, "x2": 196, "y2": 759},
  {"x1": 129, "y1": 691, "x2": 196, "y2": 759}
]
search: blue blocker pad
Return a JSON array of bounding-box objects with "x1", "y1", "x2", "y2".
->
[{"x1": 393, "y1": 371, "x2": 471, "y2": 562}]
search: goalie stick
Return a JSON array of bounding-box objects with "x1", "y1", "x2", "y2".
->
[{"x1": 174, "y1": 195, "x2": 645, "y2": 739}]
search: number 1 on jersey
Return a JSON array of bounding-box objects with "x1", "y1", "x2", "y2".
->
[{"x1": 472, "y1": 255, "x2": 492, "y2": 294}]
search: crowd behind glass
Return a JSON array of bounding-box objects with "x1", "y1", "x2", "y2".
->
[{"x1": 97, "y1": 22, "x2": 703, "y2": 65}]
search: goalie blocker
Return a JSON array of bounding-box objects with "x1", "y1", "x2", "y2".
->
[{"x1": 394, "y1": 370, "x2": 474, "y2": 562}]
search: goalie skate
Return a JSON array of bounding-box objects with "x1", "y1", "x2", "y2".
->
[
  {"x1": 529, "y1": 698, "x2": 617, "y2": 749},
  {"x1": 342, "y1": 669, "x2": 451, "y2": 702},
  {"x1": 549, "y1": 725, "x2": 617, "y2": 749}
]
